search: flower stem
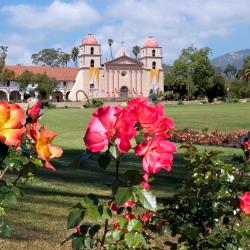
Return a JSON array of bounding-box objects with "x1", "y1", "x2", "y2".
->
[
  {"x1": 100, "y1": 219, "x2": 108, "y2": 249},
  {"x1": 0, "y1": 165, "x2": 10, "y2": 180},
  {"x1": 115, "y1": 157, "x2": 120, "y2": 181}
]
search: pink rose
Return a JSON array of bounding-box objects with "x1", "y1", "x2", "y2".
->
[
  {"x1": 135, "y1": 134, "x2": 176, "y2": 175},
  {"x1": 240, "y1": 192, "x2": 250, "y2": 215},
  {"x1": 127, "y1": 97, "x2": 174, "y2": 134},
  {"x1": 84, "y1": 106, "x2": 136, "y2": 153}
]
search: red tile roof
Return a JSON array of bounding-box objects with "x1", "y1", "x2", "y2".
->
[{"x1": 4, "y1": 65, "x2": 78, "y2": 81}]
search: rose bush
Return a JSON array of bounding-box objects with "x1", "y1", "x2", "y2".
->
[
  {"x1": 0, "y1": 101, "x2": 62, "y2": 236},
  {"x1": 64, "y1": 97, "x2": 176, "y2": 249}
]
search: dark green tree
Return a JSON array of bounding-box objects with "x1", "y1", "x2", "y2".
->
[
  {"x1": 132, "y1": 45, "x2": 140, "y2": 59},
  {"x1": 71, "y1": 47, "x2": 79, "y2": 67},
  {"x1": 33, "y1": 73, "x2": 57, "y2": 99},
  {"x1": 0, "y1": 68, "x2": 14, "y2": 85},
  {"x1": 31, "y1": 48, "x2": 66, "y2": 67},
  {"x1": 108, "y1": 39, "x2": 114, "y2": 60},
  {"x1": 16, "y1": 70, "x2": 34, "y2": 91},
  {"x1": 61, "y1": 53, "x2": 70, "y2": 67}
]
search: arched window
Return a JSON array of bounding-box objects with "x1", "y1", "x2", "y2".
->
[
  {"x1": 90, "y1": 59, "x2": 95, "y2": 67},
  {"x1": 6, "y1": 81, "x2": 10, "y2": 87},
  {"x1": 90, "y1": 47, "x2": 94, "y2": 55},
  {"x1": 152, "y1": 49, "x2": 155, "y2": 57},
  {"x1": 152, "y1": 61, "x2": 156, "y2": 69}
]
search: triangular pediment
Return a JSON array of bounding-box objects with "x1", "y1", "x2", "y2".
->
[{"x1": 105, "y1": 55, "x2": 143, "y2": 66}]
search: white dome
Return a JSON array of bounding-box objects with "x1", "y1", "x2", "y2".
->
[{"x1": 115, "y1": 47, "x2": 130, "y2": 58}]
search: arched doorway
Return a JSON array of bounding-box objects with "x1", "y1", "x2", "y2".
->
[
  {"x1": 120, "y1": 86, "x2": 128, "y2": 99},
  {"x1": 52, "y1": 91, "x2": 63, "y2": 102},
  {"x1": 65, "y1": 91, "x2": 71, "y2": 100},
  {"x1": 9, "y1": 91, "x2": 21, "y2": 102},
  {"x1": 76, "y1": 90, "x2": 90, "y2": 103},
  {"x1": 0, "y1": 91, "x2": 7, "y2": 101}
]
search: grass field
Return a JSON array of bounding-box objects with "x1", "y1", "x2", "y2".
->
[{"x1": 2, "y1": 102, "x2": 250, "y2": 249}]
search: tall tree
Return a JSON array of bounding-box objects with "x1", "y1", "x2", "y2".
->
[
  {"x1": 132, "y1": 45, "x2": 140, "y2": 59},
  {"x1": 243, "y1": 68, "x2": 250, "y2": 82},
  {"x1": 71, "y1": 47, "x2": 79, "y2": 67},
  {"x1": 242, "y1": 56, "x2": 250, "y2": 81},
  {"x1": 108, "y1": 39, "x2": 113, "y2": 60},
  {"x1": 224, "y1": 64, "x2": 238, "y2": 79},
  {"x1": 61, "y1": 53, "x2": 70, "y2": 67},
  {"x1": 31, "y1": 48, "x2": 66, "y2": 67},
  {"x1": 0, "y1": 46, "x2": 8, "y2": 67}
]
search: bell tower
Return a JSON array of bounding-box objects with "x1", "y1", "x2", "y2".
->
[
  {"x1": 140, "y1": 36, "x2": 162, "y2": 70},
  {"x1": 79, "y1": 33, "x2": 101, "y2": 68}
]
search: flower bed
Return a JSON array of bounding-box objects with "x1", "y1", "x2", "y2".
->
[{"x1": 171, "y1": 128, "x2": 248, "y2": 147}]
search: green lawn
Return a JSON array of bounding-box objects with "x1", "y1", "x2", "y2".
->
[{"x1": 2, "y1": 103, "x2": 250, "y2": 249}]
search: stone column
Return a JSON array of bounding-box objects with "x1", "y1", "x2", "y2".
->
[
  {"x1": 106, "y1": 69, "x2": 110, "y2": 97},
  {"x1": 135, "y1": 70, "x2": 138, "y2": 96},
  {"x1": 117, "y1": 70, "x2": 120, "y2": 92},
  {"x1": 21, "y1": 92, "x2": 24, "y2": 102},
  {"x1": 140, "y1": 70, "x2": 143, "y2": 96},
  {"x1": 129, "y1": 70, "x2": 132, "y2": 95},
  {"x1": 112, "y1": 70, "x2": 115, "y2": 97}
]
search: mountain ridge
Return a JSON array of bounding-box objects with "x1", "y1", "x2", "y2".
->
[{"x1": 211, "y1": 49, "x2": 250, "y2": 70}]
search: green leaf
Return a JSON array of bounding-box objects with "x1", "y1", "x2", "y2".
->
[
  {"x1": 135, "y1": 134, "x2": 145, "y2": 144},
  {"x1": 124, "y1": 170, "x2": 143, "y2": 185},
  {"x1": 127, "y1": 219, "x2": 142, "y2": 232},
  {"x1": 118, "y1": 217, "x2": 128, "y2": 229},
  {"x1": 135, "y1": 232, "x2": 149, "y2": 248},
  {"x1": 87, "y1": 206, "x2": 101, "y2": 220},
  {"x1": 67, "y1": 209, "x2": 85, "y2": 229},
  {"x1": 84, "y1": 236, "x2": 94, "y2": 249},
  {"x1": 114, "y1": 186, "x2": 132, "y2": 206},
  {"x1": 112, "y1": 230, "x2": 122, "y2": 241},
  {"x1": 72, "y1": 236, "x2": 84, "y2": 250},
  {"x1": 109, "y1": 145, "x2": 119, "y2": 159},
  {"x1": 98, "y1": 153, "x2": 111, "y2": 170},
  {"x1": 88, "y1": 224, "x2": 101, "y2": 237},
  {"x1": 137, "y1": 189, "x2": 157, "y2": 211},
  {"x1": 76, "y1": 194, "x2": 99, "y2": 208},
  {"x1": 2, "y1": 192, "x2": 17, "y2": 206},
  {"x1": 125, "y1": 232, "x2": 137, "y2": 247},
  {"x1": 98, "y1": 205, "x2": 112, "y2": 219}
]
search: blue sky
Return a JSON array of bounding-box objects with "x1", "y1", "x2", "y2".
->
[{"x1": 1, "y1": 0, "x2": 250, "y2": 66}]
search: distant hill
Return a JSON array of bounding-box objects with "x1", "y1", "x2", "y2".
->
[{"x1": 211, "y1": 49, "x2": 250, "y2": 70}]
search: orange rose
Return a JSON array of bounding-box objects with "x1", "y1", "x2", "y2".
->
[
  {"x1": 33, "y1": 125, "x2": 63, "y2": 171},
  {"x1": 0, "y1": 101, "x2": 25, "y2": 146}
]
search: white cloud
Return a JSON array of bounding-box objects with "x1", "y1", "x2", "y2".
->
[
  {"x1": 96, "y1": 0, "x2": 250, "y2": 63},
  {"x1": 1, "y1": 0, "x2": 100, "y2": 31}
]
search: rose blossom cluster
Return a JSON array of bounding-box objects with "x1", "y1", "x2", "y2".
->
[
  {"x1": 0, "y1": 101, "x2": 62, "y2": 171},
  {"x1": 84, "y1": 97, "x2": 177, "y2": 188}
]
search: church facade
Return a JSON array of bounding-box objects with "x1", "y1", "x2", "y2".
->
[{"x1": 69, "y1": 34, "x2": 164, "y2": 101}]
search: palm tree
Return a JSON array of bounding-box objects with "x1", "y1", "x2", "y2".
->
[
  {"x1": 62, "y1": 53, "x2": 70, "y2": 67},
  {"x1": 243, "y1": 68, "x2": 250, "y2": 82},
  {"x1": 108, "y1": 39, "x2": 113, "y2": 60},
  {"x1": 132, "y1": 45, "x2": 140, "y2": 59},
  {"x1": 71, "y1": 47, "x2": 79, "y2": 67}
]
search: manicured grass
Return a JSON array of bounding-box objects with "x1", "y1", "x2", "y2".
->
[{"x1": 2, "y1": 103, "x2": 249, "y2": 249}]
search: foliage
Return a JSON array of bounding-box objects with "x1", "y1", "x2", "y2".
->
[
  {"x1": 16, "y1": 70, "x2": 34, "y2": 91},
  {"x1": 206, "y1": 75, "x2": 226, "y2": 102},
  {"x1": 165, "y1": 46, "x2": 216, "y2": 100},
  {"x1": 157, "y1": 142, "x2": 250, "y2": 249},
  {"x1": 224, "y1": 64, "x2": 238, "y2": 79},
  {"x1": 107, "y1": 39, "x2": 114, "y2": 60},
  {"x1": 132, "y1": 45, "x2": 140, "y2": 59},
  {"x1": 82, "y1": 99, "x2": 103, "y2": 108},
  {"x1": 0, "y1": 101, "x2": 62, "y2": 237},
  {"x1": 71, "y1": 47, "x2": 79, "y2": 67},
  {"x1": 0, "y1": 68, "x2": 14, "y2": 85},
  {"x1": 31, "y1": 48, "x2": 70, "y2": 67},
  {"x1": 0, "y1": 46, "x2": 8, "y2": 67},
  {"x1": 33, "y1": 73, "x2": 57, "y2": 99}
]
